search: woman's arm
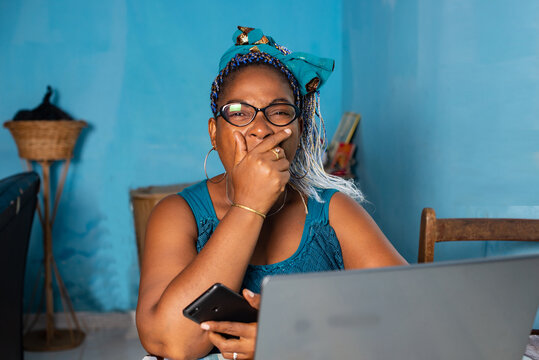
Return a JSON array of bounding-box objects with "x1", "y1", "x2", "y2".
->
[
  {"x1": 136, "y1": 130, "x2": 293, "y2": 360},
  {"x1": 136, "y1": 194, "x2": 265, "y2": 359},
  {"x1": 329, "y1": 192, "x2": 408, "y2": 269}
]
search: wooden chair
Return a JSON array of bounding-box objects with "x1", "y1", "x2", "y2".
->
[{"x1": 418, "y1": 207, "x2": 539, "y2": 263}]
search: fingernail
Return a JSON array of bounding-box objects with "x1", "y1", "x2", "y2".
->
[
  {"x1": 201, "y1": 323, "x2": 210, "y2": 330},
  {"x1": 245, "y1": 289, "x2": 255, "y2": 298},
  {"x1": 284, "y1": 128, "x2": 292, "y2": 134}
]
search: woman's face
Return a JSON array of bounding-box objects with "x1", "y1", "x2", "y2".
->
[{"x1": 209, "y1": 65, "x2": 301, "y2": 173}]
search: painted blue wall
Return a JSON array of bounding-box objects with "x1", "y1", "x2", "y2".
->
[
  {"x1": 343, "y1": 0, "x2": 538, "y2": 324},
  {"x1": 2, "y1": 0, "x2": 537, "y2": 320},
  {"x1": 0, "y1": 1, "x2": 343, "y2": 311}
]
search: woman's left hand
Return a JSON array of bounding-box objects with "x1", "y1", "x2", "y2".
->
[{"x1": 201, "y1": 289, "x2": 261, "y2": 360}]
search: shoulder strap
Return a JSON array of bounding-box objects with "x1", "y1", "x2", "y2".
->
[
  {"x1": 178, "y1": 180, "x2": 217, "y2": 227},
  {"x1": 307, "y1": 188, "x2": 338, "y2": 224}
]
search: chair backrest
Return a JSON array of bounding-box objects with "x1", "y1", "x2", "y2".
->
[
  {"x1": 418, "y1": 207, "x2": 539, "y2": 263},
  {"x1": 0, "y1": 171, "x2": 40, "y2": 360}
]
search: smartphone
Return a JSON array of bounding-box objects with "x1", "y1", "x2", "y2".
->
[{"x1": 183, "y1": 283, "x2": 258, "y2": 324}]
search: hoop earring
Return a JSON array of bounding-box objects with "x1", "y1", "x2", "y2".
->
[{"x1": 204, "y1": 147, "x2": 226, "y2": 183}]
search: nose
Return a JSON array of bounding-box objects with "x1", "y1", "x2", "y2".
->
[{"x1": 248, "y1": 111, "x2": 274, "y2": 140}]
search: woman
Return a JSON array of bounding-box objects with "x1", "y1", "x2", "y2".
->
[{"x1": 136, "y1": 26, "x2": 407, "y2": 360}]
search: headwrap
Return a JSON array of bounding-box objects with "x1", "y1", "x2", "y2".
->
[{"x1": 218, "y1": 26, "x2": 335, "y2": 96}]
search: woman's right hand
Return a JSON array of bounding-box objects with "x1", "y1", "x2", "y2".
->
[
  {"x1": 202, "y1": 289, "x2": 262, "y2": 360},
  {"x1": 230, "y1": 128, "x2": 292, "y2": 214}
]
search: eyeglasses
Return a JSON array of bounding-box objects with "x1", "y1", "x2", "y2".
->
[{"x1": 216, "y1": 102, "x2": 300, "y2": 127}]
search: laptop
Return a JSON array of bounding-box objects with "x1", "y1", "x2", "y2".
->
[{"x1": 255, "y1": 254, "x2": 539, "y2": 360}]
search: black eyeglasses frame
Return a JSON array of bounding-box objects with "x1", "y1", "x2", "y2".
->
[{"x1": 215, "y1": 102, "x2": 301, "y2": 127}]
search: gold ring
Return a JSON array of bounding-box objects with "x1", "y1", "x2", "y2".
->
[{"x1": 271, "y1": 148, "x2": 280, "y2": 160}]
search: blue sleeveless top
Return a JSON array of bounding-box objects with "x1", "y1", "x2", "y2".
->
[{"x1": 179, "y1": 180, "x2": 344, "y2": 293}]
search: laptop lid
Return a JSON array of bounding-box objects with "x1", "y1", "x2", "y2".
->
[{"x1": 255, "y1": 254, "x2": 539, "y2": 360}]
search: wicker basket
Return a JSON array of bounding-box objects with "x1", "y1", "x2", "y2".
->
[
  {"x1": 130, "y1": 183, "x2": 193, "y2": 264},
  {"x1": 4, "y1": 120, "x2": 87, "y2": 161}
]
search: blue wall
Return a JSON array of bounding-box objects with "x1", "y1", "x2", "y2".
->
[
  {"x1": 343, "y1": 0, "x2": 539, "y2": 324},
  {"x1": 2, "y1": 0, "x2": 538, "y2": 316},
  {"x1": 343, "y1": 0, "x2": 539, "y2": 261},
  {"x1": 0, "y1": 1, "x2": 343, "y2": 311}
]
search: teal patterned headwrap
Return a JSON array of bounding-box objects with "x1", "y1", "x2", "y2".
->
[{"x1": 218, "y1": 26, "x2": 335, "y2": 96}]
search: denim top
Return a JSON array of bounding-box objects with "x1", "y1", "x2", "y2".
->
[{"x1": 179, "y1": 180, "x2": 344, "y2": 293}]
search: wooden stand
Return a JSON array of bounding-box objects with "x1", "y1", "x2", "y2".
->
[
  {"x1": 23, "y1": 158, "x2": 85, "y2": 351},
  {"x1": 4, "y1": 120, "x2": 88, "y2": 351}
]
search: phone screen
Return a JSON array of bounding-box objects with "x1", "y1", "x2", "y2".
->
[{"x1": 183, "y1": 283, "x2": 258, "y2": 324}]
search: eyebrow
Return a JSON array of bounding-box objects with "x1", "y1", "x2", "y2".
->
[{"x1": 225, "y1": 98, "x2": 294, "y2": 105}]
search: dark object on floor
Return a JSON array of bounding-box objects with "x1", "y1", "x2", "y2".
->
[
  {"x1": 13, "y1": 86, "x2": 73, "y2": 121},
  {"x1": 0, "y1": 171, "x2": 40, "y2": 360}
]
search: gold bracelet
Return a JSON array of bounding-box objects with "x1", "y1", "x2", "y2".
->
[{"x1": 231, "y1": 203, "x2": 266, "y2": 219}]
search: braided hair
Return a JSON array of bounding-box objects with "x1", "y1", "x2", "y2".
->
[{"x1": 210, "y1": 51, "x2": 364, "y2": 203}]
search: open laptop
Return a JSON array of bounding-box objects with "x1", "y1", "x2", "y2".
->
[{"x1": 255, "y1": 254, "x2": 539, "y2": 360}]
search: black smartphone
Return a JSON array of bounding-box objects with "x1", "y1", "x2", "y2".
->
[{"x1": 183, "y1": 283, "x2": 258, "y2": 324}]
